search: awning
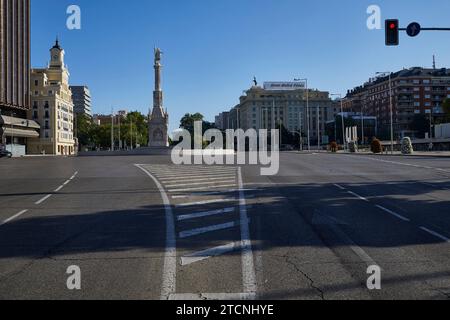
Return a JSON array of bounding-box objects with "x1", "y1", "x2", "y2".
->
[
  {"x1": 2, "y1": 126, "x2": 40, "y2": 138},
  {"x1": 0, "y1": 115, "x2": 41, "y2": 129}
]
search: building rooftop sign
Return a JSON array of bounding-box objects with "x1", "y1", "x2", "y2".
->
[{"x1": 263, "y1": 81, "x2": 306, "y2": 91}]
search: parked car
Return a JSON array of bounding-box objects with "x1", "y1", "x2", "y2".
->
[{"x1": 0, "y1": 150, "x2": 12, "y2": 158}]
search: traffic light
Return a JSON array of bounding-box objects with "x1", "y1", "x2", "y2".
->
[{"x1": 385, "y1": 19, "x2": 399, "y2": 46}]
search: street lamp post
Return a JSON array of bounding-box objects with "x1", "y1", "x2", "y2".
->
[
  {"x1": 11, "y1": 112, "x2": 15, "y2": 156},
  {"x1": 331, "y1": 94, "x2": 346, "y2": 151},
  {"x1": 111, "y1": 108, "x2": 114, "y2": 152},
  {"x1": 377, "y1": 72, "x2": 394, "y2": 155},
  {"x1": 294, "y1": 78, "x2": 310, "y2": 151}
]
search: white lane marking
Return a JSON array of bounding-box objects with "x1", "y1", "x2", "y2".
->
[
  {"x1": 179, "y1": 221, "x2": 238, "y2": 239},
  {"x1": 334, "y1": 184, "x2": 346, "y2": 190},
  {"x1": 347, "y1": 155, "x2": 450, "y2": 173},
  {"x1": 54, "y1": 185, "x2": 65, "y2": 192},
  {"x1": 165, "y1": 180, "x2": 236, "y2": 188},
  {"x1": 0, "y1": 210, "x2": 28, "y2": 227},
  {"x1": 155, "y1": 172, "x2": 236, "y2": 179},
  {"x1": 70, "y1": 171, "x2": 78, "y2": 180},
  {"x1": 152, "y1": 168, "x2": 237, "y2": 175},
  {"x1": 181, "y1": 242, "x2": 240, "y2": 266},
  {"x1": 168, "y1": 184, "x2": 237, "y2": 193},
  {"x1": 419, "y1": 227, "x2": 450, "y2": 242},
  {"x1": 375, "y1": 205, "x2": 410, "y2": 222},
  {"x1": 328, "y1": 222, "x2": 378, "y2": 266},
  {"x1": 63, "y1": 180, "x2": 71, "y2": 185},
  {"x1": 348, "y1": 191, "x2": 369, "y2": 202},
  {"x1": 238, "y1": 167, "x2": 257, "y2": 295},
  {"x1": 168, "y1": 293, "x2": 256, "y2": 300},
  {"x1": 175, "y1": 198, "x2": 237, "y2": 208},
  {"x1": 172, "y1": 189, "x2": 256, "y2": 198},
  {"x1": 35, "y1": 194, "x2": 52, "y2": 205},
  {"x1": 160, "y1": 175, "x2": 236, "y2": 183},
  {"x1": 177, "y1": 207, "x2": 236, "y2": 221},
  {"x1": 135, "y1": 164, "x2": 176, "y2": 300}
]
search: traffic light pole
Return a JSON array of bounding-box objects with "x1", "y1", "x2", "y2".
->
[{"x1": 399, "y1": 27, "x2": 450, "y2": 31}]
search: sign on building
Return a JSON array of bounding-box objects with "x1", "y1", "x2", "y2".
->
[{"x1": 263, "y1": 82, "x2": 306, "y2": 91}]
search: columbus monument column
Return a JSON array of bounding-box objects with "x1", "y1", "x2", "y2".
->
[{"x1": 148, "y1": 48, "x2": 169, "y2": 147}]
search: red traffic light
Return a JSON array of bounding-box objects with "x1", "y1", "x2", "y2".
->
[{"x1": 385, "y1": 19, "x2": 399, "y2": 46}]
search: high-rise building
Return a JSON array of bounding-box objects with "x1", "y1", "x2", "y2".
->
[
  {"x1": 344, "y1": 67, "x2": 450, "y2": 139},
  {"x1": 219, "y1": 82, "x2": 333, "y2": 144},
  {"x1": 70, "y1": 85, "x2": 92, "y2": 117},
  {"x1": 0, "y1": 0, "x2": 40, "y2": 156},
  {"x1": 27, "y1": 40, "x2": 76, "y2": 155}
]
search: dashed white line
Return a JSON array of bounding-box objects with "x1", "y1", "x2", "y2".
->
[
  {"x1": 0, "y1": 210, "x2": 28, "y2": 227},
  {"x1": 177, "y1": 207, "x2": 236, "y2": 221},
  {"x1": 419, "y1": 227, "x2": 450, "y2": 242},
  {"x1": 375, "y1": 205, "x2": 410, "y2": 222},
  {"x1": 179, "y1": 221, "x2": 238, "y2": 239},
  {"x1": 35, "y1": 194, "x2": 52, "y2": 205}
]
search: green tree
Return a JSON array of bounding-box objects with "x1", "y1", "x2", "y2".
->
[{"x1": 75, "y1": 114, "x2": 96, "y2": 150}]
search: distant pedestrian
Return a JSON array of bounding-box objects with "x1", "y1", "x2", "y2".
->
[{"x1": 428, "y1": 142, "x2": 434, "y2": 152}]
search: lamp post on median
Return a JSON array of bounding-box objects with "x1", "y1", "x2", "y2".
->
[
  {"x1": 331, "y1": 94, "x2": 346, "y2": 152},
  {"x1": 376, "y1": 71, "x2": 394, "y2": 155},
  {"x1": 294, "y1": 78, "x2": 310, "y2": 151}
]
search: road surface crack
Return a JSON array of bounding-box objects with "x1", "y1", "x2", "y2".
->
[{"x1": 284, "y1": 255, "x2": 325, "y2": 300}]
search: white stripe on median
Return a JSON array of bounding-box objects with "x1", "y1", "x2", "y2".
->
[
  {"x1": 179, "y1": 221, "x2": 238, "y2": 239},
  {"x1": 177, "y1": 207, "x2": 236, "y2": 221},
  {"x1": 175, "y1": 198, "x2": 236, "y2": 208}
]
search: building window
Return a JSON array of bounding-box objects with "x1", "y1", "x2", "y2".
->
[{"x1": 34, "y1": 80, "x2": 38, "y2": 86}]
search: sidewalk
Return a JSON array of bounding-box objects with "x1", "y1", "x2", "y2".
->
[{"x1": 342, "y1": 150, "x2": 450, "y2": 158}]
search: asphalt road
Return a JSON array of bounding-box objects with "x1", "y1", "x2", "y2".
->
[{"x1": 0, "y1": 152, "x2": 449, "y2": 300}]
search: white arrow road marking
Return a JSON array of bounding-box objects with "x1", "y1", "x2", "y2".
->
[{"x1": 181, "y1": 242, "x2": 240, "y2": 266}]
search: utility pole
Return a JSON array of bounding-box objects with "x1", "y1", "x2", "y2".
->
[{"x1": 377, "y1": 72, "x2": 394, "y2": 155}]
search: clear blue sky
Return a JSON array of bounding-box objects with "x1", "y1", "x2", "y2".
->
[{"x1": 31, "y1": 0, "x2": 450, "y2": 133}]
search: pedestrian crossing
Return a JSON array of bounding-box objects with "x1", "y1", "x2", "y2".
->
[{"x1": 135, "y1": 164, "x2": 257, "y2": 300}]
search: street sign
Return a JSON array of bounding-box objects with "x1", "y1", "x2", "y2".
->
[{"x1": 407, "y1": 22, "x2": 421, "y2": 37}]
